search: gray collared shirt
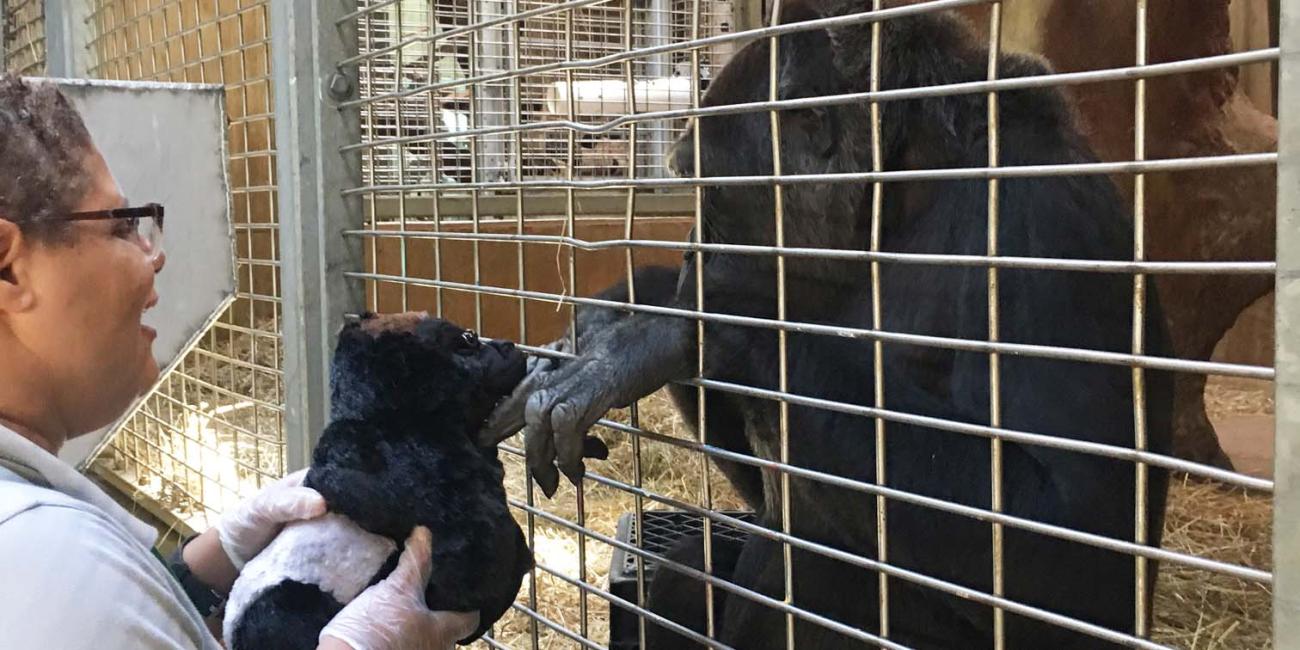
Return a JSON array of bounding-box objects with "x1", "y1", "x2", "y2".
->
[{"x1": 0, "y1": 424, "x2": 221, "y2": 649}]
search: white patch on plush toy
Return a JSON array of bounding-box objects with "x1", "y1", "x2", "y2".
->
[{"x1": 222, "y1": 512, "x2": 398, "y2": 642}]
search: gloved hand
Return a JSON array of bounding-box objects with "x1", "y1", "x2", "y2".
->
[
  {"x1": 217, "y1": 468, "x2": 327, "y2": 569},
  {"x1": 319, "y1": 526, "x2": 481, "y2": 650}
]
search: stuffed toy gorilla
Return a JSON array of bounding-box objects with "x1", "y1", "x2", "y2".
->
[{"x1": 222, "y1": 312, "x2": 534, "y2": 649}]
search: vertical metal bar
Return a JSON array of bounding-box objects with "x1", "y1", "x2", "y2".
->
[
  {"x1": 765, "y1": 2, "x2": 793, "y2": 648},
  {"x1": 985, "y1": 3, "x2": 1004, "y2": 648},
  {"x1": 424, "y1": 4, "x2": 445, "y2": 317},
  {"x1": 43, "y1": 0, "x2": 91, "y2": 77},
  {"x1": 270, "y1": 0, "x2": 364, "y2": 471},
  {"x1": 509, "y1": 3, "x2": 538, "y2": 646},
  {"x1": 1273, "y1": 2, "x2": 1299, "y2": 645},
  {"x1": 477, "y1": 0, "x2": 507, "y2": 179},
  {"x1": 733, "y1": 0, "x2": 763, "y2": 32},
  {"x1": 868, "y1": 0, "x2": 889, "y2": 640},
  {"x1": 691, "y1": 1, "x2": 718, "y2": 640},
  {"x1": 622, "y1": 2, "x2": 651, "y2": 646},
  {"x1": 562, "y1": 5, "x2": 590, "y2": 641},
  {"x1": 395, "y1": 0, "x2": 409, "y2": 313},
  {"x1": 467, "y1": 0, "x2": 484, "y2": 332},
  {"x1": 643, "y1": 0, "x2": 671, "y2": 179},
  {"x1": 363, "y1": 8, "x2": 378, "y2": 314},
  {"x1": 1131, "y1": 0, "x2": 1152, "y2": 637},
  {"x1": 1, "y1": 0, "x2": 7, "y2": 71}
]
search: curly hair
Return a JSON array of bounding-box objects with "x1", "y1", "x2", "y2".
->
[{"x1": 0, "y1": 74, "x2": 96, "y2": 240}]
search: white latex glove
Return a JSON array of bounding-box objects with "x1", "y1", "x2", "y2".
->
[
  {"x1": 217, "y1": 468, "x2": 328, "y2": 569},
  {"x1": 320, "y1": 526, "x2": 481, "y2": 650}
]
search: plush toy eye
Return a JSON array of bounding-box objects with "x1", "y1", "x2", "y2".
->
[{"x1": 460, "y1": 330, "x2": 480, "y2": 348}]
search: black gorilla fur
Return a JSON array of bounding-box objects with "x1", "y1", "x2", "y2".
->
[{"x1": 226, "y1": 313, "x2": 533, "y2": 649}]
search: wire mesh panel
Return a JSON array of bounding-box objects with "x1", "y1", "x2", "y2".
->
[
  {"x1": 2, "y1": 0, "x2": 46, "y2": 74},
  {"x1": 85, "y1": 0, "x2": 285, "y2": 531},
  {"x1": 341, "y1": 0, "x2": 1284, "y2": 648}
]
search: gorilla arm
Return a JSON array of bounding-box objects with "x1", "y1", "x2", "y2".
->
[{"x1": 478, "y1": 253, "x2": 763, "y2": 497}]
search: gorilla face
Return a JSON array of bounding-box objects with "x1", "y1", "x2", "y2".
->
[{"x1": 329, "y1": 312, "x2": 527, "y2": 431}]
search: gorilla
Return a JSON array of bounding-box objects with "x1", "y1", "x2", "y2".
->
[{"x1": 481, "y1": 1, "x2": 1174, "y2": 647}]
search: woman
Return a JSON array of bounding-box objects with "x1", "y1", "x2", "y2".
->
[{"x1": 0, "y1": 74, "x2": 478, "y2": 649}]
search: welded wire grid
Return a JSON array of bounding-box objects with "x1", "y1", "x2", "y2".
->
[
  {"x1": 353, "y1": 0, "x2": 735, "y2": 189},
  {"x1": 343, "y1": 0, "x2": 1281, "y2": 648},
  {"x1": 2, "y1": 0, "x2": 45, "y2": 75},
  {"x1": 84, "y1": 0, "x2": 285, "y2": 532}
]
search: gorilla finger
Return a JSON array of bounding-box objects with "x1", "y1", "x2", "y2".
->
[
  {"x1": 524, "y1": 396, "x2": 561, "y2": 497},
  {"x1": 525, "y1": 432, "x2": 560, "y2": 498},
  {"x1": 583, "y1": 436, "x2": 610, "y2": 460},
  {"x1": 477, "y1": 403, "x2": 525, "y2": 447},
  {"x1": 552, "y1": 401, "x2": 602, "y2": 486},
  {"x1": 529, "y1": 464, "x2": 560, "y2": 499}
]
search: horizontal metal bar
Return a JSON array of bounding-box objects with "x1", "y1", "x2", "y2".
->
[
  {"x1": 509, "y1": 497, "x2": 913, "y2": 649},
  {"x1": 501, "y1": 444, "x2": 1174, "y2": 650},
  {"x1": 342, "y1": 48, "x2": 1278, "y2": 152},
  {"x1": 506, "y1": 601, "x2": 610, "y2": 650},
  {"x1": 363, "y1": 193, "x2": 698, "y2": 220},
  {"x1": 337, "y1": 0, "x2": 994, "y2": 109},
  {"x1": 587, "y1": 408, "x2": 1271, "y2": 582},
  {"x1": 529, "y1": 557, "x2": 730, "y2": 649},
  {"x1": 335, "y1": 0, "x2": 400, "y2": 26},
  {"x1": 688, "y1": 376, "x2": 1274, "y2": 491},
  {"x1": 346, "y1": 228, "x2": 1276, "y2": 275},
  {"x1": 337, "y1": 0, "x2": 613, "y2": 67},
  {"x1": 342, "y1": 153, "x2": 1278, "y2": 195},
  {"x1": 343, "y1": 271, "x2": 1274, "y2": 380}
]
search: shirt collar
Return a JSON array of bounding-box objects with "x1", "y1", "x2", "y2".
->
[{"x1": 0, "y1": 424, "x2": 159, "y2": 548}]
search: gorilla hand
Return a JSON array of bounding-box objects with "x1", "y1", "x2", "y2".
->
[
  {"x1": 478, "y1": 339, "x2": 611, "y2": 497},
  {"x1": 479, "y1": 314, "x2": 693, "y2": 497},
  {"x1": 520, "y1": 354, "x2": 625, "y2": 496}
]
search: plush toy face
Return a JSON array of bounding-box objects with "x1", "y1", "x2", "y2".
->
[{"x1": 328, "y1": 312, "x2": 527, "y2": 430}]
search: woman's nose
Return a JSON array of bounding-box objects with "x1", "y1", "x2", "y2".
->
[{"x1": 152, "y1": 249, "x2": 166, "y2": 273}]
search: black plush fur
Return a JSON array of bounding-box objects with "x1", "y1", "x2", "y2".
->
[{"x1": 230, "y1": 313, "x2": 532, "y2": 648}]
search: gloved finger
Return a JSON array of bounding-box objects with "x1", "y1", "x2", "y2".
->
[
  {"x1": 387, "y1": 526, "x2": 435, "y2": 595},
  {"x1": 278, "y1": 467, "x2": 310, "y2": 488},
  {"x1": 430, "y1": 610, "x2": 482, "y2": 643},
  {"x1": 257, "y1": 486, "x2": 327, "y2": 524}
]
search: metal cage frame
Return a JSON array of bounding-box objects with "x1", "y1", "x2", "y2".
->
[{"x1": 14, "y1": 0, "x2": 1298, "y2": 647}]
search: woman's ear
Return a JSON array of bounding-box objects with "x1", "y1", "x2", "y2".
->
[{"x1": 0, "y1": 220, "x2": 35, "y2": 313}]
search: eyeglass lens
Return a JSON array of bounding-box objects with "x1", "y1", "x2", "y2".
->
[{"x1": 134, "y1": 214, "x2": 163, "y2": 259}]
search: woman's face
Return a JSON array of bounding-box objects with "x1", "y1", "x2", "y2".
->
[{"x1": 15, "y1": 148, "x2": 165, "y2": 435}]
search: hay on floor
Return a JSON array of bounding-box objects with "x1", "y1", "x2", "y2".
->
[{"x1": 487, "y1": 382, "x2": 1274, "y2": 649}]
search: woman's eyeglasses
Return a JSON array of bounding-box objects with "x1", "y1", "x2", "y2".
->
[{"x1": 61, "y1": 203, "x2": 165, "y2": 260}]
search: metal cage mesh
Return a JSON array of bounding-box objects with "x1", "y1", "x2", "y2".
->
[
  {"x1": 84, "y1": 0, "x2": 285, "y2": 532},
  {"x1": 342, "y1": 1, "x2": 1280, "y2": 649},
  {"x1": 3, "y1": 0, "x2": 46, "y2": 75}
]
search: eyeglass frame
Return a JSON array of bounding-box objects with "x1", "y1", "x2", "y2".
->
[{"x1": 57, "y1": 202, "x2": 165, "y2": 257}]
